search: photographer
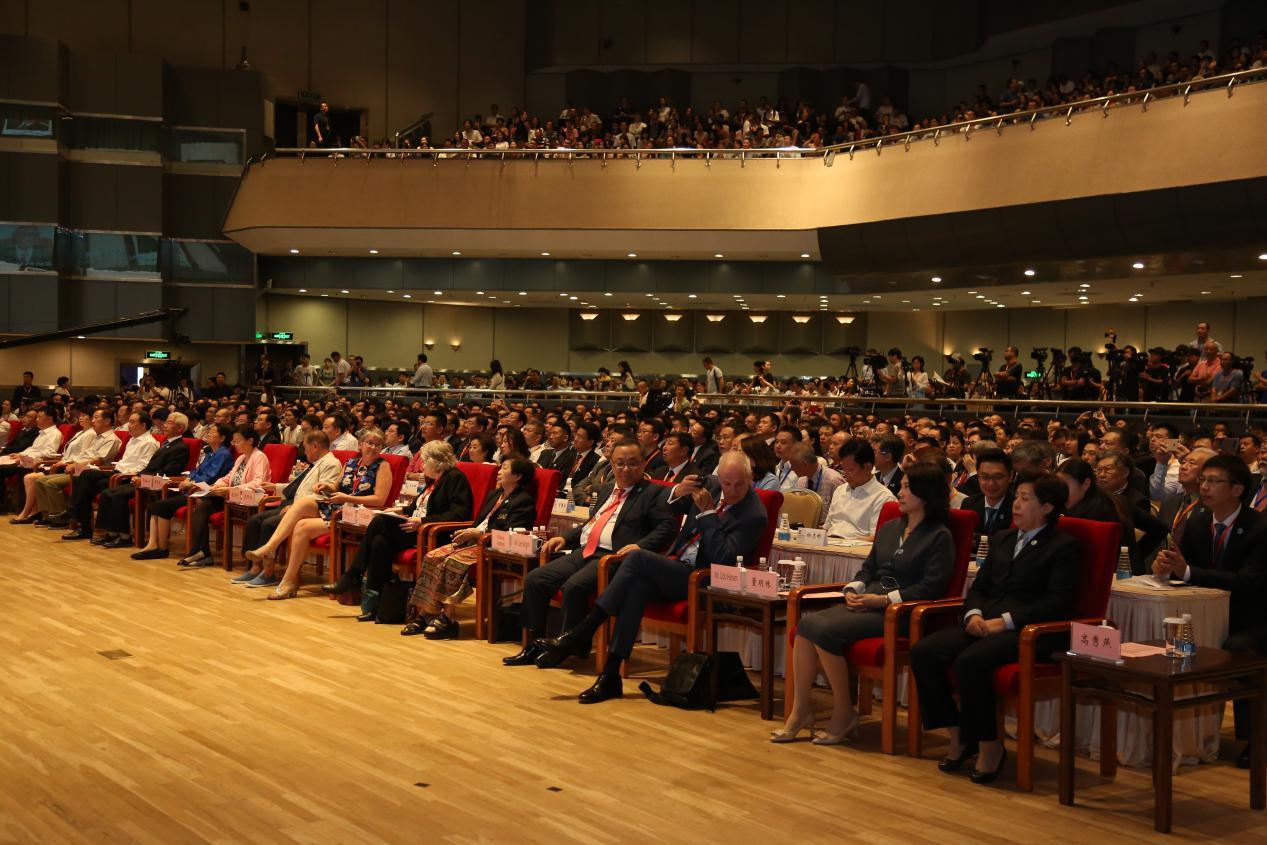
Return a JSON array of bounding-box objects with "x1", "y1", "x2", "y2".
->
[
  {"x1": 1172, "y1": 346, "x2": 1200, "y2": 403},
  {"x1": 993, "y1": 346, "x2": 1022, "y2": 398},
  {"x1": 1116, "y1": 344, "x2": 1143, "y2": 401},
  {"x1": 1254, "y1": 350, "x2": 1267, "y2": 404},
  {"x1": 939, "y1": 355, "x2": 967, "y2": 398},
  {"x1": 1059, "y1": 348, "x2": 1101, "y2": 400},
  {"x1": 1140, "y1": 347, "x2": 1172, "y2": 402}
]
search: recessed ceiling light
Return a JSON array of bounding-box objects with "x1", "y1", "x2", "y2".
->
[
  {"x1": 368, "y1": 249, "x2": 378, "y2": 255},
  {"x1": 425, "y1": 300, "x2": 435, "y2": 304},
  {"x1": 776, "y1": 294, "x2": 786, "y2": 299},
  {"x1": 559, "y1": 292, "x2": 568, "y2": 297},
  {"x1": 931, "y1": 276, "x2": 942, "y2": 283},
  {"x1": 1031, "y1": 299, "x2": 1041, "y2": 304},
  {"x1": 452, "y1": 251, "x2": 461, "y2": 256},
  {"x1": 541, "y1": 252, "x2": 550, "y2": 256},
  {"x1": 967, "y1": 290, "x2": 977, "y2": 295},
  {"x1": 1128, "y1": 297, "x2": 1139, "y2": 302},
  {"x1": 646, "y1": 293, "x2": 655, "y2": 297},
  {"x1": 688, "y1": 294, "x2": 697, "y2": 299},
  {"x1": 1259, "y1": 253, "x2": 1267, "y2": 260},
  {"x1": 901, "y1": 300, "x2": 910, "y2": 303},
  {"x1": 569, "y1": 296, "x2": 578, "y2": 300},
  {"x1": 872, "y1": 295, "x2": 882, "y2": 299},
  {"x1": 298, "y1": 288, "x2": 307, "y2": 293},
  {"x1": 340, "y1": 289, "x2": 349, "y2": 294},
  {"x1": 603, "y1": 292, "x2": 613, "y2": 297},
  {"x1": 1079, "y1": 283, "x2": 1090, "y2": 289},
  {"x1": 518, "y1": 291, "x2": 527, "y2": 296},
  {"x1": 402, "y1": 294, "x2": 411, "y2": 298},
  {"x1": 1132, "y1": 261, "x2": 1145, "y2": 269},
  {"x1": 488, "y1": 295, "x2": 497, "y2": 299},
  {"x1": 76, "y1": 335, "x2": 85, "y2": 339},
  {"x1": 320, "y1": 293, "x2": 328, "y2": 297},
  {"x1": 800, "y1": 253, "x2": 811, "y2": 259},
  {"x1": 996, "y1": 304, "x2": 1005, "y2": 308},
  {"x1": 289, "y1": 248, "x2": 299, "y2": 254},
  {"x1": 1021, "y1": 290, "x2": 1030, "y2": 295},
  {"x1": 714, "y1": 253, "x2": 724, "y2": 259},
  {"x1": 1230, "y1": 274, "x2": 1243, "y2": 279},
  {"x1": 975, "y1": 295, "x2": 986, "y2": 299},
  {"x1": 387, "y1": 290, "x2": 394, "y2": 293},
  {"x1": 1201, "y1": 290, "x2": 1212, "y2": 295},
  {"x1": 1078, "y1": 295, "x2": 1089, "y2": 300},
  {"x1": 1023, "y1": 269, "x2": 1036, "y2": 277},
  {"x1": 627, "y1": 253, "x2": 637, "y2": 258},
  {"x1": 434, "y1": 291, "x2": 443, "y2": 295}
]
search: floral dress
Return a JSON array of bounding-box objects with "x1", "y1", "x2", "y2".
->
[{"x1": 319, "y1": 456, "x2": 383, "y2": 520}]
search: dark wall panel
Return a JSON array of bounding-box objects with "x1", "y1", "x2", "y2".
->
[
  {"x1": 68, "y1": 50, "x2": 162, "y2": 116},
  {"x1": 695, "y1": 313, "x2": 736, "y2": 353},
  {"x1": 0, "y1": 153, "x2": 61, "y2": 223},
  {"x1": 823, "y1": 313, "x2": 866, "y2": 355},
  {"x1": 611, "y1": 313, "x2": 652, "y2": 352},
  {"x1": 0, "y1": 35, "x2": 63, "y2": 103},
  {"x1": 569, "y1": 310, "x2": 610, "y2": 351},
  {"x1": 0, "y1": 275, "x2": 58, "y2": 333},
  {"x1": 739, "y1": 314, "x2": 778, "y2": 354},
  {"x1": 778, "y1": 312, "x2": 821, "y2": 354},
  {"x1": 652, "y1": 313, "x2": 693, "y2": 352},
  {"x1": 164, "y1": 174, "x2": 238, "y2": 239},
  {"x1": 65, "y1": 163, "x2": 162, "y2": 232}
]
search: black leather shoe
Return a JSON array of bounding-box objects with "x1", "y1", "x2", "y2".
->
[
  {"x1": 61, "y1": 531, "x2": 91, "y2": 541},
  {"x1": 938, "y1": 741, "x2": 979, "y2": 772},
  {"x1": 536, "y1": 629, "x2": 592, "y2": 662},
  {"x1": 9, "y1": 515, "x2": 38, "y2": 525},
  {"x1": 90, "y1": 533, "x2": 117, "y2": 546},
  {"x1": 355, "y1": 611, "x2": 377, "y2": 622},
  {"x1": 1238, "y1": 745, "x2": 1251, "y2": 770},
  {"x1": 970, "y1": 748, "x2": 1008, "y2": 785},
  {"x1": 321, "y1": 568, "x2": 363, "y2": 595},
  {"x1": 503, "y1": 642, "x2": 548, "y2": 666},
  {"x1": 45, "y1": 517, "x2": 70, "y2": 529},
  {"x1": 578, "y1": 671, "x2": 623, "y2": 704},
  {"x1": 103, "y1": 535, "x2": 133, "y2": 549},
  {"x1": 401, "y1": 619, "x2": 429, "y2": 636},
  {"x1": 130, "y1": 548, "x2": 168, "y2": 560},
  {"x1": 534, "y1": 641, "x2": 589, "y2": 669}
]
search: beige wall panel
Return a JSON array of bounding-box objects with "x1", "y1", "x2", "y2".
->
[
  {"x1": 1065, "y1": 304, "x2": 1146, "y2": 357},
  {"x1": 0, "y1": 338, "x2": 238, "y2": 391},
  {"x1": 494, "y1": 308, "x2": 569, "y2": 372},
  {"x1": 311, "y1": 0, "x2": 388, "y2": 139},
  {"x1": 346, "y1": 297, "x2": 421, "y2": 367},
  {"x1": 866, "y1": 310, "x2": 939, "y2": 373},
  {"x1": 1006, "y1": 308, "x2": 1067, "y2": 358},
  {"x1": 266, "y1": 295, "x2": 348, "y2": 364},
  {"x1": 27, "y1": 0, "x2": 130, "y2": 54},
  {"x1": 386, "y1": 0, "x2": 459, "y2": 141},
  {"x1": 1145, "y1": 301, "x2": 1235, "y2": 351},
  {"x1": 942, "y1": 309, "x2": 1008, "y2": 367},
  {"x1": 131, "y1": 0, "x2": 223, "y2": 69},
  {"x1": 1233, "y1": 297, "x2": 1267, "y2": 365},
  {"x1": 422, "y1": 304, "x2": 495, "y2": 372},
  {"x1": 222, "y1": 0, "x2": 310, "y2": 96},
  {"x1": 458, "y1": 1, "x2": 525, "y2": 128}
]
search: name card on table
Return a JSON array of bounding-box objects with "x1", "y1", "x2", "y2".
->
[
  {"x1": 490, "y1": 529, "x2": 511, "y2": 552},
  {"x1": 230, "y1": 486, "x2": 264, "y2": 506},
  {"x1": 796, "y1": 527, "x2": 827, "y2": 546},
  {"x1": 340, "y1": 503, "x2": 358, "y2": 523},
  {"x1": 507, "y1": 531, "x2": 539, "y2": 557},
  {"x1": 745, "y1": 569, "x2": 780, "y2": 598},
  {"x1": 710, "y1": 563, "x2": 743, "y2": 592},
  {"x1": 354, "y1": 507, "x2": 378, "y2": 526},
  {"x1": 400, "y1": 479, "x2": 421, "y2": 498},
  {"x1": 1068, "y1": 621, "x2": 1122, "y2": 663},
  {"x1": 137, "y1": 474, "x2": 166, "y2": 490}
]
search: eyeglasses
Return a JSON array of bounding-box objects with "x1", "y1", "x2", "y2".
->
[{"x1": 1197, "y1": 476, "x2": 1231, "y2": 486}]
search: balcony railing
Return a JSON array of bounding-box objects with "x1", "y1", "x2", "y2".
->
[{"x1": 259, "y1": 68, "x2": 1267, "y2": 167}]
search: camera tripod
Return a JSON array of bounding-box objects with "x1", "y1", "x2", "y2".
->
[
  {"x1": 967, "y1": 359, "x2": 995, "y2": 399},
  {"x1": 1030, "y1": 357, "x2": 1061, "y2": 399}
]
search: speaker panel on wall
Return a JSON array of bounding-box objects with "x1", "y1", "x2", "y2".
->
[
  {"x1": 738, "y1": 313, "x2": 778, "y2": 354},
  {"x1": 569, "y1": 310, "x2": 610, "y2": 351},
  {"x1": 695, "y1": 311, "x2": 735, "y2": 353},
  {"x1": 610, "y1": 311, "x2": 651, "y2": 352}
]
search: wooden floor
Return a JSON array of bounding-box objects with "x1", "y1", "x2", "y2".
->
[{"x1": 2, "y1": 524, "x2": 1263, "y2": 845}]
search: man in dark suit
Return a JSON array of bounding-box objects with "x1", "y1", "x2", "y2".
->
[
  {"x1": 689, "y1": 420, "x2": 721, "y2": 475},
  {"x1": 1095, "y1": 449, "x2": 1168, "y2": 561},
  {"x1": 874, "y1": 434, "x2": 905, "y2": 496},
  {"x1": 536, "y1": 421, "x2": 574, "y2": 474},
  {"x1": 1, "y1": 409, "x2": 37, "y2": 456},
  {"x1": 561, "y1": 421, "x2": 601, "y2": 488},
  {"x1": 92, "y1": 414, "x2": 192, "y2": 548},
  {"x1": 961, "y1": 448, "x2": 1014, "y2": 538},
  {"x1": 538, "y1": 451, "x2": 771, "y2": 703},
  {"x1": 636, "y1": 418, "x2": 666, "y2": 475},
  {"x1": 1155, "y1": 454, "x2": 1267, "y2": 768},
  {"x1": 255, "y1": 411, "x2": 282, "y2": 448},
  {"x1": 506, "y1": 440, "x2": 677, "y2": 668},
  {"x1": 650, "y1": 431, "x2": 699, "y2": 484}
]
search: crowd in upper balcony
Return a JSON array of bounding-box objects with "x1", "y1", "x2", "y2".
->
[{"x1": 315, "y1": 35, "x2": 1267, "y2": 153}]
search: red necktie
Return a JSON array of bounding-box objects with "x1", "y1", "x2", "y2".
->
[
  {"x1": 670, "y1": 502, "x2": 728, "y2": 559},
  {"x1": 571, "y1": 453, "x2": 584, "y2": 476},
  {"x1": 1172, "y1": 498, "x2": 1198, "y2": 542},
  {"x1": 1212, "y1": 521, "x2": 1230, "y2": 563},
  {"x1": 582, "y1": 488, "x2": 627, "y2": 558},
  {"x1": 1253, "y1": 484, "x2": 1267, "y2": 512}
]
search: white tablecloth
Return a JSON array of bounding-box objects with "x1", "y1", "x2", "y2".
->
[{"x1": 1029, "y1": 577, "x2": 1230, "y2": 769}]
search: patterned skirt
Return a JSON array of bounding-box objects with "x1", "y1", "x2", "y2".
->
[{"x1": 410, "y1": 541, "x2": 480, "y2": 610}]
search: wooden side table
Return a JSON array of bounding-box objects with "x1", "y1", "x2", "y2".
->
[
  {"x1": 481, "y1": 548, "x2": 540, "y2": 644},
  {"x1": 1057, "y1": 645, "x2": 1267, "y2": 833},
  {"x1": 223, "y1": 501, "x2": 259, "y2": 570},
  {"x1": 332, "y1": 520, "x2": 369, "y2": 598},
  {"x1": 704, "y1": 587, "x2": 787, "y2": 720}
]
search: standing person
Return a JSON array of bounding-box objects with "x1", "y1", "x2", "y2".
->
[
  {"x1": 487, "y1": 359, "x2": 506, "y2": 391},
  {"x1": 617, "y1": 361, "x2": 636, "y2": 392},
  {"x1": 312, "y1": 102, "x2": 333, "y2": 148},
  {"x1": 993, "y1": 347, "x2": 1023, "y2": 399},
  {"x1": 702, "y1": 356, "x2": 725, "y2": 395},
  {"x1": 292, "y1": 354, "x2": 316, "y2": 387},
  {"x1": 908, "y1": 356, "x2": 931, "y2": 399},
  {"x1": 411, "y1": 354, "x2": 434, "y2": 388},
  {"x1": 330, "y1": 351, "x2": 351, "y2": 386},
  {"x1": 11, "y1": 371, "x2": 41, "y2": 406}
]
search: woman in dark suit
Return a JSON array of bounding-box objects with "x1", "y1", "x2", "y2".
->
[
  {"x1": 1059, "y1": 457, "x2": 1138, "y2": 571},
  {"x1": 773, "y1": 462, "x2": 955, "y2": 745},
  {"x1": 323, "y1": 440, "x2": 473, "y2": 620},
  {"x1": 403, "y1": 457, "x2": 538, "y2": 639},
  {"x1": 910, "y1": 471, "x2": 1079, "y2": 785}
]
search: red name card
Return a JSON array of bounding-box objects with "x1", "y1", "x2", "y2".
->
[
  {"x1": 490, "y1": 529, "x2": 511, "y2": 552},
  {"x1": 711, "y1": 564, "x2": 742, "y2": 592},
  {"x1": 745, "y1": 569, "x2": 779, "y2": 597},
  {"x1": 1069, "y1": 621, "x2": 1122, "y2": 662}
]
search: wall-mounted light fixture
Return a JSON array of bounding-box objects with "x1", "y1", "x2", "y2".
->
[
  {"x1": 705, "y1": 314, "x2": 725, "y2": 322},
  {"x1": 748, "y1": 315, "x2": 768, "y2": 324},
  {"x1": 836, "y1": 315, "x2": 856, "y2": 325},
  {"x1": 621, "y1": 313, "x2": 640, "y2": 321},
  {"x1": 450, "y1": 341, "x2": 461, "y2": 352},
  {"x1": 663, "y1": 313, "x2": 683, "y2": 322},
  {"x1": 580, "y1": 312, "x2": 599, "y2": 321},
  {"x1": 792, "y1": 315, "x2": 812, "y2": 324},
  {"x1": 424, "y1": 339, "x2": 435, "y2": 350}
]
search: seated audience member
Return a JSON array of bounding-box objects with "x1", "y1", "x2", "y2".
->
[
  {"x1": 650, "y1": 431, "x2": 698, "y2": 484},
  {"x1": 537, "y1": 451, "x2": 769, "y2": 703},
  {"x1": 62, "y1": 412, "x2": 160, "y2": 539},
  {"x1": 178, "y1": 426, "x2": 271, "y2": 565},
  {"x1": 689, "y1": 420, "x2": 720, "y2": 475},
  {"x1": 86, "y1": 412, "x2": 191, "y2": 548},
  {"x1": 467, "y1": 433, "x2": 498, "y2": 465},
  {"x1": 11, "y1": 410, "x2": 114, "y2": 524},
  {"x1": 786, "y1": 441, "x2": 845, "y2": 522},
  {"x1": 1094, "y1": 449, "x2": 1167, "y2": 563},
  {"x1": 1156, "y1": 447, "x2": 1216, "y2": 548},
  {"x1": 0, "y1": 409, "x2": 38, "y2": 456},
  {"x1": 1154, "y1": 454, "x2": 1267, "y2": 768},
  {"x1": 772, "y1": 426, "x2": 804, "y2": 492},
  {"x1": 822, "y1": 439, "x2": 897, "y2": 540},
  {"x1": 130, "y1": 422, "x2": 233, "y2": 560},
  {"x1": 255, "y1": 411, "x2": 281, "y2": 447},
  {"x1": 1058, "y1": 457, "x2": 1140, "y2": 571},
  {"x1": 910, "y1": 471, "x2": 1078, "y2": 785},
  {"x1": 774, "y1": 462, "x2": 954, "y2": 744},
  {"x1": 507, "y1": 440, "x2": 675, "y2": 667},
  {"x1": 873, "y1": 435, "x2": 905, "y2": 496},
  {"x1": 403, "y1": 457, "x2": 538, "y2": 638},
  {"x1": 0, "y1": 407, "x2": 64, "y2": 510},
  {"x1": 563, "y1": 421, "x2": 601, "y2": 488},
  {"x1": 236, "y1": 431, "x2": 343, "y2": 581},
  {"x1": 739, "y1": 435, "x2": 780, "y2": 491},
  {"x1": 1009, "y1": 440, "x2": 1056, "y2": 474},
  {"x1": 323, "y1": 440, "x2": 472, "y2": 619},
  {"x1": 961, "y1": 448, "x2": 1013, "y2": 538},
  {"x1": 493, "y1": 425, "x2": 529, "y2": 462},
  {"x1": 537, "y1": 421, "x2": 574, "y2": 472},
  {"x1": 325, "y1": 413, "x2": 358, "y2": 452},
  {"x1": 246, "y1": 431, "x2": 391, "y2": 598},
  {"x1": 383, "y1": 421, "x2": 413, "y2": 457}
]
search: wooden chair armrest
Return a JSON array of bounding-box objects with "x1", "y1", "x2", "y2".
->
[
  {"x1": 908, "y1": 599, "x2": 966, "y2": 644},
  {"x1": 786, "y1": 582, "x2": 852, "y2": 630},
  {"x1": 882, "y1": 599, "x2": 949, "y2": 650},
  {"x1": 256, "y1": 495, "x2": 283, "y2": 512},
  {"x1": 108, "y1": 472, "x2": 135, "y2": 488},
  {"x1": 421, "y1": 520, "x2": 474, "y2": 551},
  {"x1": 1019, "y1": 617, "x2": 1104, "y2": 667},
  {"x1": 595, "y1": 553, "x2": 628, "y2": 591}
]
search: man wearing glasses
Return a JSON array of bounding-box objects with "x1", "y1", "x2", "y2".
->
[
  {"x1": 962, "y1": 448, "x2": 1014, "y2": 538},
  {"x1": 1154, "y1": 453, "x2": 1267, "y2": 769},
  {"x1": 504, "y1": 440, "x2": 678, "y2": 669}
]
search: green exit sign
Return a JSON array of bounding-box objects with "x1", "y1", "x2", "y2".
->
[
  {"x1": 145, "y1": 350, "x2": 170, "y2": 360},
  {"x1": 255, "y1": 331, "x2": 264, "y2": 340},
  {"x1": 269, "y1": 331, "x2": 294, "y2": 341}
]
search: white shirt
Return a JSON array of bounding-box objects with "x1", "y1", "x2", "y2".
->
[
  {"x1": 775, "y1": 461, "x2": 799, "y2": 492},
  {"x1": 384, "y1": 444, "x2": 412, "y2": 457},
  {"x1": 529, "y1": 442, "x2": 547, "y2": 464},
  {"x1": 334, "y1": 359, "x2": 352, "y2": 382},
  {"x1": 115, "y1": 432, "x2": 160, "y2": 475},
  {"x1": 15, "y1": 425, "x2": 64, "y2": 463},
  {"x1": 823, "y1": 476, "x2": 897, "y2": 539},
  {"x1": 293, "y1": 365, "x2": 316, "y2": 386},
  {"x1": 62, "y1": 429, "x2": 120, "y2": 465},
  {"x1": 576, "y1": 486, "x2": 632, "y2": 553},
  {"x1": 704, "y1": 366, "x2": 723, "y2": 394},
  {"x1": 331, "y1": 432, "x2": 358, "y2": 452},
  {"x1": 1150, "y1": 457, "x2": 1181, "y2": 500},
  {"x1": 411, "y1": 363, "x2": 434, "y2": 388}
]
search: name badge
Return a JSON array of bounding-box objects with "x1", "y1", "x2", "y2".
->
[
  {"x1": 746, "y1": 569, "x2": 779, "y2": 598},
  {"x1": 490, "y1": 529, "x2": 511, "y2": 552},
  {"x1": 710, "y1": 563, "x2": 742, "y2": 592},
  {"x1": 796, "y1": 527, "x2": 827, "y2": 546},
  {"x1": 1069, "y1": 621, "x2": 1122, "y2": 663}
]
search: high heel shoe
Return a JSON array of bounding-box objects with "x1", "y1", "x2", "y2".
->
[
  {"x1": 245, "y1": 547, "x2": 275, "y2": 565},
  {"x1": 769, "y1": 713, "x2": 816, "y2": 743},
  {"x1": 266, "y1": 583, "x2": 298, "y2": 600},
  {"x1": 938, "y1": 740, "x2": 980, "y2": 772},
  {"x1": 812, "y1": 713, "x2": 860, "y2": 746},
  {"x1": 970, "y1": 748, "x2": 1007, "y2": 785}
]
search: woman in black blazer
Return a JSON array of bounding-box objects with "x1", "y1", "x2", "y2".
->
[
  {"x1": 404, "y1": 457, "x2": 538, "y2": 639},
  {"x1": 323, "y1": 441, "x2": 473, "y2": 619},
  {"x1": 910, "y1": 471, "x2": 1079, "y2": 785},
  {"x1": 773, "y1": 463, "x2": 955, "y2": 745}
]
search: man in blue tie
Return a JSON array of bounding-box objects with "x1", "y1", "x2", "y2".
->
[
  {"x1": 538, "y1": 451, "x2": 771, "y2": 703},
  {"x1": 962, "y1": 448, "x2": 1013, "y2": 538}
]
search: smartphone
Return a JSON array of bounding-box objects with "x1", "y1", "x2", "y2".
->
[{"x1": 1162, "y1": 438, "x2": 1179, "y2": 451}]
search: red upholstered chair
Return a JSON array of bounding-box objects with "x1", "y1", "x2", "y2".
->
[
  {"x1": 906, "y1": 515, "x2": 1121, "y2": 790},
  {"x1": 595, "y1": 487, "x2": 784, "y2": 674},
  {"x1": 390, "y1": 461, "x2": 498, "y2": 583},
  {"x1": 784, "y1": 504, "x2": 978, "y2": 754},
  {"x1": 318, "y1": 452, "x2": 408, "y2": 580},
  {"x1": 56, "y1": 423, "x2": 75, "y2": 445}
]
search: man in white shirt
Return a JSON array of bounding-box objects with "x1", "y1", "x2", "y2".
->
[
  {"x1": 324, "y1": 414, "x2": 358, "y2": 452},
  {"x1": 383, "y1": 421, "x2": 413, "y2": 457},
  {"x1": 411, "y1": 354, "x2": 434, "y2": 388},
  {"x1": 61, "y1": 411, "x2": 158, "y2": 539},
  {"x1": 523, "y1": 421, "x2": 548, "y2": 464},
  {"x1": 702, "y1": 356, "x2": 724, "y2": 395},
  {"x1": 28, "y1": 409, "x2": 120, "y2": 524},
  {"x1": 331, "y1": 351, "x2": 351, "y2": 386},
  {"x1": 292, "y1": 354, "x2": 316, "y2": 386},
  {"x1": 0, "y1": 407, "x2": 64, "y2": 513},
  {"x1": 786, "y1": 442, "x2": 845, "y2": 525},
  {"x1": 823, "y1": 440, "x2": 897, "y2": 540}
]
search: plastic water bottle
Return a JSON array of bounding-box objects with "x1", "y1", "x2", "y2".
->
[
  {"x1": 975, "y1": 536, "x2": 989, "y2": 567},
  {"x1": 564, "y1": 483, "x2": 575, "y2": 513},
  {"x1": 1115, "y1": 545, "x2": 1133, "y2": 580},
  {"x1": 777, "y1": 512, "x2": 791, "y2": 542},
  {"x1": 737, "y1": 556, "x2": 747, "y2": 591},
  {"x1": 1179, "y1": 613, "x2": 1196, "y2": 657},
  {"x1": 758, "y1": 556, "x2": 768, "y2": 571}
]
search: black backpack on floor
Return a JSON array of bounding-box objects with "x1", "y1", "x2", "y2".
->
[{"x1": 638, "y1": 651, "x2": 758, "y2": 710}]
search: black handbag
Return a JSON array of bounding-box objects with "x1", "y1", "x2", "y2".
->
[
  {"x1": 638, "y1": 651, "x2": 758, "y2": 710},
  {"x1": 375, "y1": 578, "x2": 412, "y2": 624}
]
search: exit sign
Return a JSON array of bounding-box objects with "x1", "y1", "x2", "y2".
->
[
  {"x1": 269, "y1": 331, "x2": 294, "y2": 341},
  {"x1": 145, "y1": 350, "x2": 170, "y2": 360}
]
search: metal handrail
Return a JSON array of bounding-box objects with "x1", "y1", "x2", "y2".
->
[{"x1": 262, "y1": 68, "x2": 1267, "y2": 165}]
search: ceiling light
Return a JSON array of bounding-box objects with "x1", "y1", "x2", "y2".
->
[
  {"x1": 776, "y1": 294, "x2": 786, "y2": 299},
  {"x1": 714, "y1": 253, "x2": 724, "y2": 259},
  {"x1": 488, "y1": 295, "x2": 497, "y2": 299},
  {"x1": 559, "y1": 292, "x2": 568, "y2": 297},
  {"x1": 931, "y1": 276, "x2": 942, "y2": 283},
  {"x1": 387, "y1": 290, "x2": 394, "y2": 294},
  {"x1": 800, "y1": 253, "x2": 811, "y2": 259},
  {"x1": 1021, "y1": 290, "x2": 1031, "y2": 295},
  {"x1": 1230, "y1": 274, "x2": 1243, "y2": 279},
  {"x1": 289, "y1": 249, "x2": 299, "y2": 254},
  {"x1": 604, "y1": 292, "x2": 613, "y2": 297},
  {"x1": 627, "y1": 253, "x2": 637, "y2": 258},
  {"x1": 369, "y1": 249, "x2": 379, "y2": 255},
  {"x1": 541, "y1": 252, "x2": 550, "y2": 256},
  {"x1": 901, "y1": 299, "x2": 910, "y2": 304},
  {"x1": 1128, "y1": 297, "x2": 1139, "y2": 302},
  {"x1": 1201, "y1": 290, "x2": 1212, "y2": 295},
  {"x1": 967, "y1": 291, "x2": 976, "y2": 295},
  {"x1": 1079, "y1": 283, "x2": 1090, "y2": 289},
  {"x1": 402, "y1": 294, "x2": 411, "y2": 298},
  {"x1": 996, "y1": 304, "x2": 1005, "y2": 308},
  {"x1": 732, "y1": 294, "x2": 743, "y2": 299},
  {"x1": 569, "y1": 296, "x2": 578, "y2": 301},
  {"x1": 664, "y1": 313, "x2": 683, "y2": 322},
  {"x1": 1258, "y1": 253, "x2": 1266, "y2": 260},
  {"x1": 688, "y1": 294, "x2": 697, "y2": 299},
  {"x1": 1023, "y1": 269, "x2": 1036, "y2": 277},
  {"x1": 320, "y1": 293, "x2": 329, "y2": 297},
  {"x1": 792, "y1": 315, "x2": 812, "y2": 324},
  {"x1": 1031, "y1": 299, "x2": 1041, "y2": 304},
  {"x1": 434, "y1": 291, "x2": 443, "y2": 295},
  {"x1": 580, "y1": 312, "x2": 599, "y2": 320},
  {"x1": 502, "y1": 300, "x2": 510, "y2": 303},
  {"x1": 298, "y1": 288, "x2": 307, "y2": 293},
  {"x1": 706, "y1": 314, "x2": 725, "y2": 322},
  {"x1": 749, "y1": 315, "x2": 768, "y2": 323},
  {"x1": 872, "y1": 295, "x2": 882, "y2": 299},
  {"x1": 975, "y1": 295, "x2": 986, "y2": 299},
  {"x1": 1131, "y1": 261, "x2": 1145, "y2": 269},
  {"x1": 1078, "y1": 295, "x2": 1089, "y2": 301},
  {"x1": 451, "y1": 251, "x2": 461, "y2": 256},
  {"x1": 518, "y1": 291, "x2": 527, "y2": 296},
  {"x1": 622, "y1": 313, "x2": 640, "y2": 321},
  {"x1": 76, "y1": 335, "x2": 85, "y2": 339}
]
